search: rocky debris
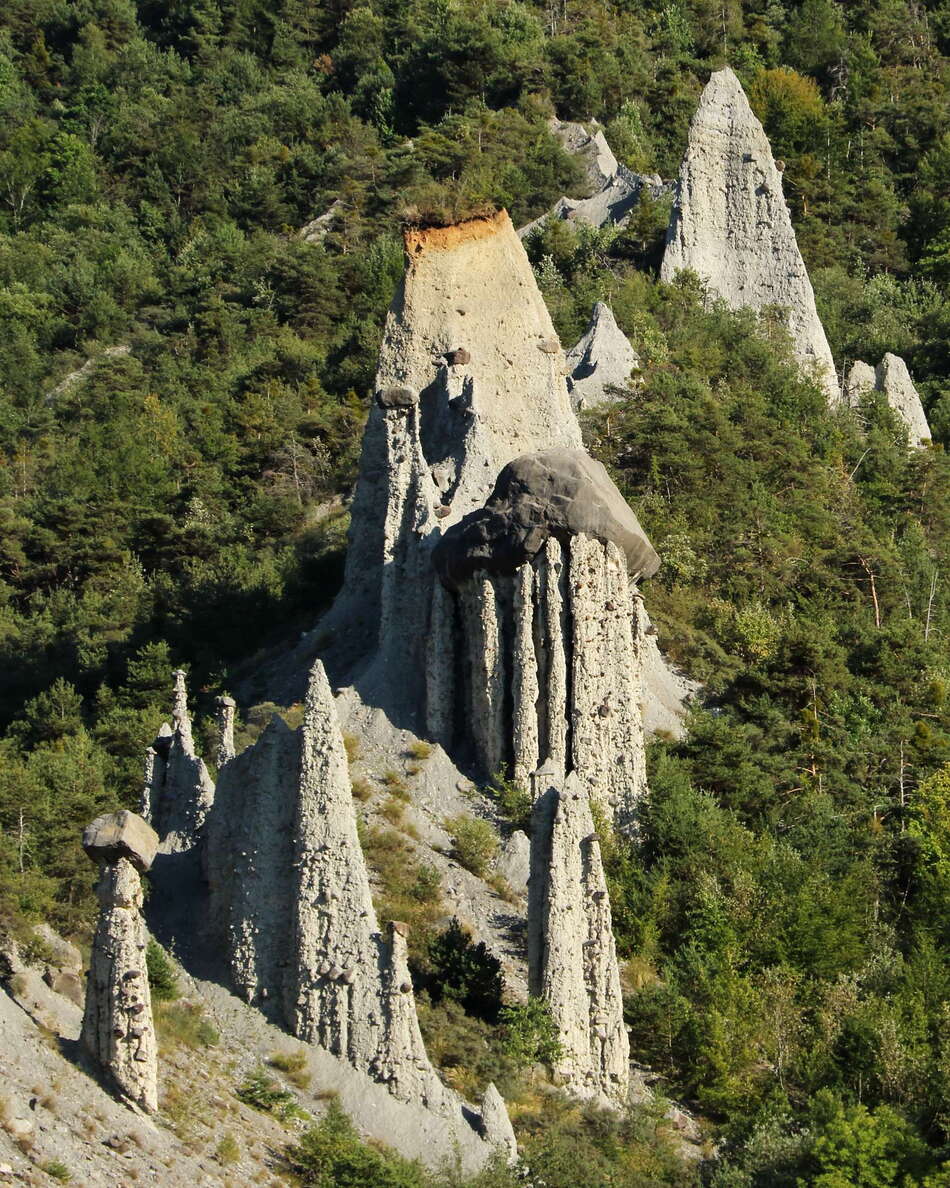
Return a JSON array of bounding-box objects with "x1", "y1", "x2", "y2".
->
[
  {"x1": 298, "y1": 198, "x2": 343, "y2": 242},
  {"x1": 144, "y1": 670, "x2": 215, "y2": 853},
  {"x1": 205, "y1": 661, "x2": 505, "y2": 1140},
  {"x1": 430, "y1": 529, "x2": 649, "y2": 828},
  {"x1": 214, "y1": 695, "x2": 236, "y2": 767},
  {"x1": 81, "y1": 815, "x2": 159, "y2": 1113},
  {"x1": 480, "y1": 1081, "x2": 518, "y2": 1161},
  {"x1": 83, "y1": 810, "x2": 159, "y2": 874},
  {"x1": 566, "y1": 303, "x2": 640, "y2": 410},
  {"x1": 519, "y1": 119, "x2": 670, "y2": 239},
  {"x1": 528, "y1": 767, "x2": 630, "y2": 1107},
  {"x1": 317, "y1": 210, "x2": 581, "y2": 722},
  {"x1": 44, "y1": 345, "x2": 131, "y2": 405},
  {"x1": 550, "y1": 118, "x2": 620, "y2": 195},
  {"x1": 432, "y1": 448, "x2": 660, "y2": 590},
  {"x1": 661, "y1": 68, "x2": 839, "y2": 404},
  {"x1": 496, "y1": 830, "x2": 530, "y2": 894}
]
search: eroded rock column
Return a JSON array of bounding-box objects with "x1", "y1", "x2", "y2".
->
[{"x1": 81, "y1": 811, "x2": 160, "y2": 1113}]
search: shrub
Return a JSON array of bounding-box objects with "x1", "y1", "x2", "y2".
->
[
  {"x1": 285, "y1": 1099, "x2": 427, "y2": 1187},
  {"x1": 444, "y1": 814, "x2": 498, "y2": 877},
  {"x1": 269, "y1": 1048, "x2": 311, "y2": 1089},
  {"x1": 236, "y1": 1067, "x2": 307, "y2": 1121},
  {"x1": 215, "y1": 1133, "x2": 240, "y2": 1165},
  {"x1": 425, "y1": 918, "x2": 504, "y2": 1021},
  {"x1": 146, "y1": 939, "x2": 179, "y2": 1002},
  {"x1": 155, "y1": 1001, "x2": 218, "y2": 1050},
  {"x1": 40, "y1": 1162, "x2": 71, "y2": 1182},
  {"x1": 498, "y1": 999, "x2": 562, "y2": 1069},
  {"x1": 486, "y1": 770, "x2": 532, "y2": 832}
]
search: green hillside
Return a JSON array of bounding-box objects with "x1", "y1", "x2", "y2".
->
[{"x1": 2, "y1": 1, "x2": 950, "y2": 1183}]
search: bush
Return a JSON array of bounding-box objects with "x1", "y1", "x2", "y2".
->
[
  {"x1": 155, "y1": 1001, "x2": 218, "y2": 1050},
  {"x1": 444, "y1": 815, "x2": 498, "y2": 877},
  {"x1": 425, "y1": 918, "x2": 504, "y2": 1021},
  {"x1": 486, "y1": 770, "x2": 532, "y2": 832},
  {"x1": 285, "y1": 1099, "x2": 427, "y2": 1187},
  {"x1": 498, "y1": 999, "x2": 562, "y2": 1070},
  {"x1": 146, "y1": 939, "x2": 179, "y2": 1002},
  {"x1": 237, "y1": 1067, "x2": 307, "y2": 1121}
]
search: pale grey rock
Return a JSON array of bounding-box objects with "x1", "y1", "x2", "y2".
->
[
  {"x1": 480, "y1": 1081, "x2": 518, "y2": 1161},
  {"x1": 440, "y1": 532, "x2": 649, "y2": 830},
  {"x1": 661, "y1": 68, "x2": 839, "y2": 403},
  {"x1": 550, "y1": 118, "x2": 619, "y2": 195},
  {"x1": 82, "y1": 811, "x2": 159, "y2": 874},
  {"x1": 568, "y1": 536, "x2": 648, "y2": 828},
  {"x1": 518, "y1": 171, "x2": 671, "y2": 240},
  {"x1": 205, "y1": 662, "x2": 506, "y2": 1138},
  {"x1": 844, "y1": 355, "x2": 931, "y2": 446},
  {"x1": 318, "y1": 211, "x2": 582, "y2": 723},
  {"x1": 496, "y1": 831, "x2": 530, "y2": 895},
  {"x1": 80, "y1": 855, "x2": 158, "y2": 1113},
  {"x1": 44, "y1": 345, "x2": 131, "y2": 405},
  {"x1": 146, "y1": 671, "x2": 215, "y2": 854},
  {"x1": 214, "y1": 695, "x2": 236, "y2": 768},
  {"x1": 425, "y1": 580, "x2": 456, "y2": 748},
  {"x1": 299, "y1": 198, "x2": 343, "y2": 242},
  {"x1": 566, "y1": 303, "x2": 640, "y2": 410},
  {"x1": 844, "y1": 359, "x2": 876, "y2": 404},
  {"x1": 32, "y1": 924, "x2": 81, "y2": 973},
  {"x1": 432, "y1": 448, "x2": 659, "y2": 589},
  {"x1": 877, "y1": 353, "x2": 931, "y2": 445},
  {"x1": 528, "y1": 769, "x2": 629, "y2": 1107}
]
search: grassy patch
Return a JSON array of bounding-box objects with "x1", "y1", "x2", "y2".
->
[
  {"x1": 268, "y1": 1048, "x2": 311, "y2": 1089},
  {"x1": 155, "y1": 1000, "x2": 219, "y2": 1050}
]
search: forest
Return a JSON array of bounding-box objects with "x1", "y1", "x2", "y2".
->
[{"x1": 1, "y1": 0, "x2": 950, "y2": 1184}]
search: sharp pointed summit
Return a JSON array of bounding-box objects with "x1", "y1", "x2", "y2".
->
[{"x1": 661, "y1": 67, "x2": 839, "y2": 403}]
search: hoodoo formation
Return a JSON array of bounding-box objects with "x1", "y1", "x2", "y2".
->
[
  {"x1": 81, "y1": 811, "x2": 160, "y2": 1113},
  {"x1": 661, "y1": 68, "x2": 839, "y2": 403}
]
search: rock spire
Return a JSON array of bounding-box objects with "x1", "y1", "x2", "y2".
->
[
  {"x1": 566, "y1": 303, "x2": 640, "y2": 411},
  {"x1": 214, "y1": 695, "x2": 236, "y2": 767},
  {"x1": 528, "y1": 767, "x2": 629, "y2": 1107},
  {"x1": 845, "y1": 354, "x2": 931, "y2": 445},
  {"x1": 206, "y1": 661, "x2": 485, "y2": 1125},
  {"x1": 143, "y1": 669, "x2": 215, "y2": 853},
  {"x1": 321, "y1": 210, "x2": 582, "y2": 721},
  {"x1": 81, "y1": 811, "x2": 160, "y2": 1113},
  {"x1": 661, "y1": 68, "x2": 839, "y2": 403}
]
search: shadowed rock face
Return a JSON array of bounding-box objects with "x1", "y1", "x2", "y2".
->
[
  {"x1": 661, "y1": 68, "x2": 839, "y2": 403},
  {"x1": 566, "y1": 302, "x2": 640, "y2": 411},
  {"x1": 432, "y1": 448, "x2": 659, "y2": 590}
]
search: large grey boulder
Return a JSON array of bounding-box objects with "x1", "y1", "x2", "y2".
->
[
  {"x1": 432, "y1": 448, "x2": 659, "y2": 589},
  {"x1": 566, "y1": 302, "x2": 640, "y2": 410},
  {"x1": 661, "y1": 68, "x2": 839, "y2": 403},
  {"x1": 844, "y1": 355, "x2": 931, "y2": 446},
  {"x1": 550, "y1": 118, "x2": 619, "y2": 195},
  {"x1": 82, "y1": 811, "x2": 159, "y2": 874},
  {"x1": 877, "y1": 354, "x2": 931, "y2": 445}
]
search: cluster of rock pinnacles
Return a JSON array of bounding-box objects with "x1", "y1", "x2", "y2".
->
[{"x1": 79, "y1": 67, "x2": 930, "y2": 1158}]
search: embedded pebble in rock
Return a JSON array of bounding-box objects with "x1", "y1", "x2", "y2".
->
[{"x1": 661, "y1": 68, "x2": 839, "y2": 404}]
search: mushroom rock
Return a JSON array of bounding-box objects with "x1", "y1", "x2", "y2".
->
[
  {"x1": 432, "y1": 507, "x2": 651, "y2": 829},
  {"x1": 661, "y1": 68, "x2": 839, "y2": 404},
  {"x1": 877, "y1": 354, "x2": 931, "y2": 445},
  {"x1": 432, "y1": 448, "x2": 659, "y2": 591},
  {"x1": 527, "y1": 768, "x2": 629, "y2": 1107},
  {"x1": 80, "y1": 813, "x2": 159, "y2": 1113},
  {"x1": 566, "y1": 303, "x2": 640, "y2": 411},
  {"x1": 321, "y1": 210, "x2": 581, "y2": 721}
]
